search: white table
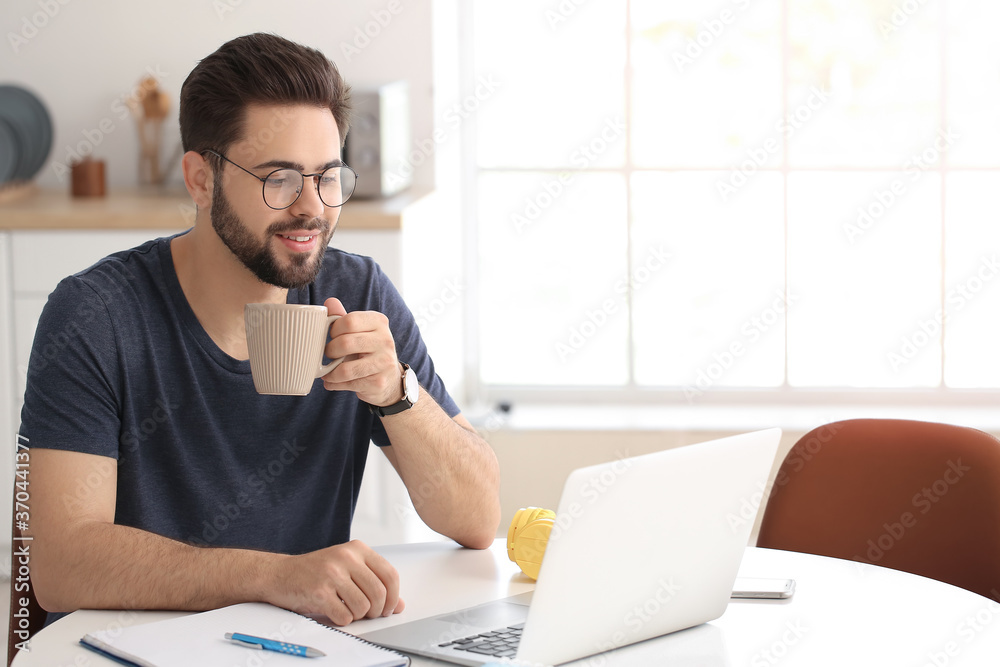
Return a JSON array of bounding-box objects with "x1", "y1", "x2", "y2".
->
[{"x1": 14, "y1": 539, "x2": 1000, "y2": 666}]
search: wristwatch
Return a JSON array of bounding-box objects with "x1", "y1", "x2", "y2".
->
[{"x1": 368, "y1": 363, "x2": 419, "y2": 417}]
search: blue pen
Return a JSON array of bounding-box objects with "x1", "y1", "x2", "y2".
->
[{"x1": 225, "y1": 632, "x2": 326, "y2": 658}]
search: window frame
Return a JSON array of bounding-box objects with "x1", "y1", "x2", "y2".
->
[{"x1": 457, "y1": 0, "x2": 1000, "y2": 408}]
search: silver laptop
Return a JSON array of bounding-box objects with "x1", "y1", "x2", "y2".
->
[{"x1": 358, "y1": 428, "x2": 781, "y2": 666}]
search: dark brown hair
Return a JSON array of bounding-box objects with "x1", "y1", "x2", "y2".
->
[{"x1": 179, "y1": 32, "x2": 351, "y2": 161}]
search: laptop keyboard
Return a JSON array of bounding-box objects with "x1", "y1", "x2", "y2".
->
[{"x1": 438, "y1": 623, "x2": 525, "y2": 658}]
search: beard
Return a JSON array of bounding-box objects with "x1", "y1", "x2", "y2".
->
[{"x1": 210, "y1": 181, "x2": 335, "y2": 289}]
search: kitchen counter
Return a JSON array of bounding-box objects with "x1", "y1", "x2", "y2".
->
[{"x1": 0, "y1": 186, "x2": 430, "y2": 230}]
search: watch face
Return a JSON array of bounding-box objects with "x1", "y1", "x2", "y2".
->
[{"x1": 403, "y1": 367, "x2": 419, "y2": 403}]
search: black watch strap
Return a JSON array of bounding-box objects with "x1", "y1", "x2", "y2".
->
[
  {"x1": 366, "y1": 363, "x2": 417, "y2": 417},
  {"x1": 368, "y1": 398, "x2": 413, "y2": 417}
]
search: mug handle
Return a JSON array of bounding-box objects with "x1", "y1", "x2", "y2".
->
[{"x1": 316, "y1": 314, "x2": 345, "y2": 377}]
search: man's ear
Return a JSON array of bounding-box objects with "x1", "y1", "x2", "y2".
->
[{"x1": 181, "y1": 151, "x2": 213, "y2": 209}]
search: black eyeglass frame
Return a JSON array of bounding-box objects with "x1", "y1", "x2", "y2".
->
[{"x1": 201, "y1": 149, "x2": 358, "y2": 210}]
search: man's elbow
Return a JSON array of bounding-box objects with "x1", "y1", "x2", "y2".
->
[
  {"x1": 30, "y1": 561, "x2": 76, "y2": 613},
  {"x1": 31, "y1": 533, "x2": 89, "y2": 613},
  {"x1": 458, "y1": 531, "x2": 497, "y2": 550},
  {"x1": 454, "y1": 505, "x2": 501, "y2": 550}
]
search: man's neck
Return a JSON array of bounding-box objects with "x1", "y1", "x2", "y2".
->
[{"x1": 171, "y1": 224, "x2": 287, "y2": 360}]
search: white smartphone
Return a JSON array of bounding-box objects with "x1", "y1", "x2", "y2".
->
[{"x1": 731, "y1": 577, "x2": 796, "y2": 599}]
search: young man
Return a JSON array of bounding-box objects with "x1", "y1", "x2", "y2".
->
[{"x1": 21, "y1": 33, "x2": 500, "y2": 627}]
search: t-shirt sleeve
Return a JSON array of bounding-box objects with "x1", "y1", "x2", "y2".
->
[
  {"x1": 368, "y1": 264, "x2": 461, "y2": 448},
  {"x1": 19, "y1": 276, "x2": 123, "y2": 459}
]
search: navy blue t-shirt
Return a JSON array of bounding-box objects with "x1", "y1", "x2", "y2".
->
[{"x1": 20, "y1": 233, "x2": 458, "y2": 555}]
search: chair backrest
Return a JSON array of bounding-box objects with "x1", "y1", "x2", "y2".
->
[
  {"x1": 758, "y1": 419, "x2": 1000, "y2": 600},
  {"x1": 7, "y1": 494, "x2": 47, "y2": 666}
]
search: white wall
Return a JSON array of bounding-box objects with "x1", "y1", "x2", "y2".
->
[
  {"x1": 1, "y1": 0, "x2": 436, "y2": 190},
  {"x1": 486, "y1": 428, "x2": 807, "y2": 545}
]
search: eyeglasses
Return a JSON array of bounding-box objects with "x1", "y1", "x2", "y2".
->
[{"x1": 202, "y1": 149, "x2": 358, "y2": 210}]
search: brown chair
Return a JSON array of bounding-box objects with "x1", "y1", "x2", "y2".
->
[
  {"x1": 757, "y1": 418, "x2": 1000, "y2": 600},
  {"x1": 7, "y1": 495, "x2": 47, "y2": 666}
]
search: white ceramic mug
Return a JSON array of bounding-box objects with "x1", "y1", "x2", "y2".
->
[{"x1": 244, "y1": 303, "x2": 344, "y2": 396}]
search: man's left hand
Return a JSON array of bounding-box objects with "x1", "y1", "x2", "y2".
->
[{"x1": 320, "y1": 297, "x2": 404, "y2": 407}]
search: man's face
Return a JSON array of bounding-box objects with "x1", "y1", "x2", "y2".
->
[{"x1": 209, "y1": 104, "x2": 343, "y2": 289}]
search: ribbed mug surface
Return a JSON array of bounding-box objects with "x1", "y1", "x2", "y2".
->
[{"x1": 245, "y1": 304, "x2": 329, "y2": 395}]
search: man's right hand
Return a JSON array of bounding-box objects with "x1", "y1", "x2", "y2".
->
[{"x1": 264, "y1": 540, "x2": 405, "y2": 625}]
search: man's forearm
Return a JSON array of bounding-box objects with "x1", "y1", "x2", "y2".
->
[
  {"x1": 380, "y1": 390, "x2": 501, "y2": 549},
  {"x1": 33, "y1": 520, "x2": 283, "y2": 613}
]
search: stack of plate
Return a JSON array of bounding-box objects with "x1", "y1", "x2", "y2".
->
[{"x1": 0, "y1": 84, "x2": 53, "y2": 185}]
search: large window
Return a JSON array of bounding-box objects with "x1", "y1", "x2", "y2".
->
[{"x1": 466, "y1": 0, "x2": 1000, "y2": 400}]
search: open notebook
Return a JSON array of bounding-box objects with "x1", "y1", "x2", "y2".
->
[{"x1": 80, "y1": 602, "x2": 408, "y2": 667}]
